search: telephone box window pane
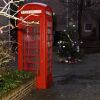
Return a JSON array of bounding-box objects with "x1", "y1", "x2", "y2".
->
[
  {"x1": 22, "y1": 21, "x2": 40, "y2": 71},
  {"x1": 47, "y1": 21, "x2": 52, "y2": 74}
]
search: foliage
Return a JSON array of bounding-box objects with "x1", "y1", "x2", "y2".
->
[
  {"x1": 0, "y1": 40, "x2": 14, "y2": 68},
  {"x1": 0, "y1": 70, "x2": 34, "y2": 95},
  {"x1": 57, "y1": 26, "x2": 83, "y2": 60}
]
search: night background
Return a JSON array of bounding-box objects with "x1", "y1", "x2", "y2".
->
[{"x1": 0, "y1": 0, "x2": 100, "y2": 100}]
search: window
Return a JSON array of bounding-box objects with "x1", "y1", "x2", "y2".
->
[
  {"x1": 85, "y1": 0, "x2": 92, "y2": 7},
  {"x1": 84, "y1": 23, "x2": 92, "y2": 32}
]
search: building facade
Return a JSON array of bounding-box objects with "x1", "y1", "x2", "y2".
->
[{"x1": 81, "y1": 0, "x2": 100, "y2": 41}]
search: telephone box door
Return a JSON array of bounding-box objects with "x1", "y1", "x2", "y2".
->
[
  {"x1": 23, "y1": 23, "x2": 40, "y2": 71},
  {"x1": 18, "y1": 19, "x2": 40, "y2": 73}
]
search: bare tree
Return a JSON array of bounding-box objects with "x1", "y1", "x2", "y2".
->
[{"x1": 62, "y1": 0, "x2": 100, "y2": 41}]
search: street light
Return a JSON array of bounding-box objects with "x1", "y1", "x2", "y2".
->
[{"x1": 66, "y1": 0, "x2": 69, "y2": 28}]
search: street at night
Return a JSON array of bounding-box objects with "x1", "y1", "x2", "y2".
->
[
  {"x1": 0, "y1": 0, "x2": 100, "y2": 100},
  {"x1": 23, "y1": 53, "x2": 100, "y2": 100}
]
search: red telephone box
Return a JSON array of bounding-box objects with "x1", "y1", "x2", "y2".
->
[{"x1": 17, "y1": 3, "x2": 53, "y2": 89}]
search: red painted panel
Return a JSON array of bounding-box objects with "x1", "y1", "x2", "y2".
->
[{"x1": 18, "y1": 3, "x2": 53, "y2": 89}]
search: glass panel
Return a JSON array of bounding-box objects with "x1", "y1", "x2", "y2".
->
[
  {"x1": 47, "y1": 21, "x2": 52, "y2": 73},
  {"x1": 22, "y1": 21, "x2": 40, "y2": 72}
]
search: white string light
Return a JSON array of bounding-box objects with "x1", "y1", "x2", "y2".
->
[
  {"x1": 0, "y1": 0, "x2": 40, "y2": 55},
  {"x1": 0, "y1": 0, "x2": 40, "y2": 28},
  {"x1": 2, "y1": 0, "x2": 7, "y2": 4}
]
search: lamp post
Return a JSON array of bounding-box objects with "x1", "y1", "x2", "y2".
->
[{"x1": 66, "y1": 0, "x2": 69, "y2": 28}]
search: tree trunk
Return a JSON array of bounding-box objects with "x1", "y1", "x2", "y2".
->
[{"x1": 78, "y1": 0, "x2": 84, "y2": 41}]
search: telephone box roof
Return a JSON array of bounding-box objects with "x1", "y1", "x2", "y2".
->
[
  {"x1": 24, "y1": 2, "x2": 48, "y2": 7},
  {"x1": 32, "y1": 2, "x2": 47, "y2": 7}
]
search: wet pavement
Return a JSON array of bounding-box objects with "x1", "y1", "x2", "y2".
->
[{"x1": 23, "y1": 53, "x2": 100, "y2": 100}]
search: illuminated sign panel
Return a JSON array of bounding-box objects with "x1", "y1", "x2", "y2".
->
[{"x1": 21, "y1": 10, "x2": 42, "y2": 14}]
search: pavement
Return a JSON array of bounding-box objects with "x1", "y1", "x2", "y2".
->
[{"x1": 23, "y1": 53, "x2": 100, "y2": 100}]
